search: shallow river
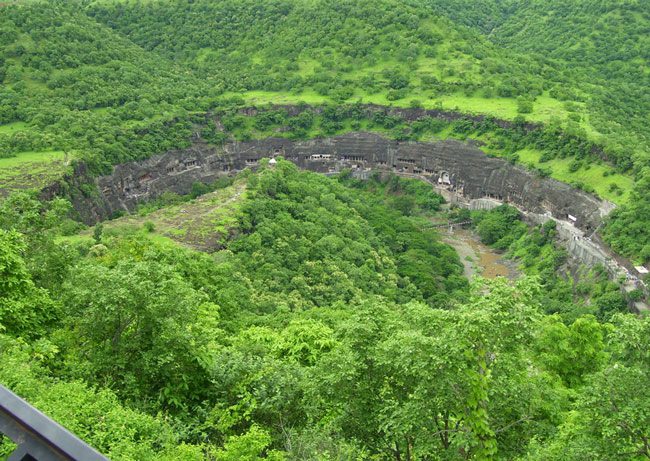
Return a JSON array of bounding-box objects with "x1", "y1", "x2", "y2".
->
[{"x1": 442, "y1": 228, "x2": 519, "y2": 280}]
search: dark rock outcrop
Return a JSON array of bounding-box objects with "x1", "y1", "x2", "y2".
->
[{"x1": 89, "y1": 132, "x2": 613, "y2": 233}]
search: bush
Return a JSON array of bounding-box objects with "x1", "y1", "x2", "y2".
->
[
  {"x1": 569, "y1": 159, "x2": 582, "y2": 173},
  {"x1": 93, "y1": 223, "x2": 103, "y2": 243},
  {"x1": 190, "y1": 181, "x2": 210, "y2": 198},
  {"x1": 516, "y1": 96, "x2": 534, "y2": 114},
  {"x1": 475, "y1": 205, "x2": 522, "y2": 246},
  {"x1": 386, "y1": 88, "x2": 407, "y2": 101}
]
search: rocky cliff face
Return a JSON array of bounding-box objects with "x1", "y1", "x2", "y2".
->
[
  {"x1": 56, "y1": 131, "x2": 645, "y2": 310},
  {"x1": 90, "y1": 132, "x2": 614, "y2": 233}
]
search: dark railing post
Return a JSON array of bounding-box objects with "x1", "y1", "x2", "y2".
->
[{"x1": 0, "y1": 385, "x2": 109, "y2": 461}]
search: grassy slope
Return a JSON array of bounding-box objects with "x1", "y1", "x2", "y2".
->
[
  {"x1": 0, "y1": 121, "x2": 29, "y2": 134},
  {"x1": 88, "y1": 180, "x2": 247, "y2": 251},
  {"x1": 0, "y1": 150, "x2": 69, "y2": 193},
  {"x1": 514, "y1": 149, "x2": 633, "y2": 204},
  {"x1": 237, "y1": 89, "x2": 572, "y2": 124},
  {"x1": 87, "y1": 0, "x2": 587, "y2": 130}
]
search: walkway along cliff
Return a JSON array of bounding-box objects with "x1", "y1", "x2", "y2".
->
[{"x1": 60, "y1": 131, "x2": 647, "y2": 309}]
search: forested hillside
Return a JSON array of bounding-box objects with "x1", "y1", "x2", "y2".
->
[
  {"x1": 432, "y1": 0, "x2": 650, "y2": 156},
  {"x1": 87, "y1": 0, "x2": 650, "y2": 158},
  {"x1": 1, "y1": 163, "x2": 648, "y2": 459},
  {"x1": 495, "y1": 1, "x2": 649, "y2": 163},
  {"x1": 87, "y1": 0, "x2": 547, "y2": 104}
]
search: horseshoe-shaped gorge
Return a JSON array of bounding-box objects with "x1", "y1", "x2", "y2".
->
[
  {"x1": 92, "y1": 132, "x2": 612, "y2": 230},
  {"x1": 65, "y1": 130, "x2": 646, "y2": 310}
]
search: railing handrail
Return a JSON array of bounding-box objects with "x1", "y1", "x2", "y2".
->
[{"x1": 0, "y1": 384, "x2": 109, "y2": 461}]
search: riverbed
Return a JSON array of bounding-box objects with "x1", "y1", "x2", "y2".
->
[{"x1": 442, "y1": 228, "x2": 520, "y2": 280}]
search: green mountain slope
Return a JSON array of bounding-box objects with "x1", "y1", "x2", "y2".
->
[
  {"x1": 0, "y1": 2, "x2": 218, "y2": 180},
  {"x1": 0, "y1": 0, "x2": 648, "y2": 262},
  {"x1": 0, "y1": 3, "x2": 198, "y2": 118},
  {"x1": 87, "y1": 0, "x2": 564, "y2": 117},
  {"x1": 491, "y1": 0, "x2": 650, "y2": 163},
  {"x1": 86, "y1": 0, "x2": 649, "y2": 166}
]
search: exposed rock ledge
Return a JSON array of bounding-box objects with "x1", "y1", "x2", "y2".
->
[
  {"x1": 62, "y1": 131, "x2": 646, "y2": 309},
  {"x1": 90, "y1": 132, "x2": 614, "y2": 231}
]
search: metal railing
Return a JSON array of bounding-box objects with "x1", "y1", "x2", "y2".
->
[{"x1": 0, "y1": 385, "x2": 109, "y2": 461}]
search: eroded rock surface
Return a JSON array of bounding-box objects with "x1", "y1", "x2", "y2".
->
[{"x1": 91, "y1": 132, "x2": 613, "y2": 234}]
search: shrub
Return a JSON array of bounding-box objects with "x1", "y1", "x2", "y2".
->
[{"x1": 516, "y1": 96, "x2": 534, "y2": 114}]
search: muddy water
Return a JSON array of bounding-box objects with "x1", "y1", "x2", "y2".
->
[{"x1": 442, "y1": 228, "x2": 519, "y2": 280}]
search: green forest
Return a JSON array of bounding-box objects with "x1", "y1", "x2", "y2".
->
[
  {"x1": 1, "y1": 0, "x2": 649, "y2": 459},
  {"x1": 1, "y1": 164, "x2": 647, "y2": 459}
]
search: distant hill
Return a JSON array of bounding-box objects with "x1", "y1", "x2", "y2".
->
[
  {"x1": 86, "y1": 0, "x2": 649, "y2": 165},
  {"x1": 0, "y1": 2, "x2": 212, "y2": 184},
  {"x1": 87, "y1": 0, "x2": 551, "y2": 106},
  {"x1": 492, "y1": 0, "x2": 650, "y2": 161}
]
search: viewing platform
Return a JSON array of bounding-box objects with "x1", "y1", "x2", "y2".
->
[{"x1": 0, "y1": 385, "x2": 108, "y2": 461}]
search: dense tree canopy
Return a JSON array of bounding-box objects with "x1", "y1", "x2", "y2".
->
[{"x1": 0, "y1": 163, "x2": 647, "y2": 459}]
